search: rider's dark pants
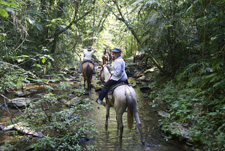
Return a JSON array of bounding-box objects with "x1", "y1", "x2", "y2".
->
[{"x1": 98, "y1": 79, "x2": 128, "y2": 101}]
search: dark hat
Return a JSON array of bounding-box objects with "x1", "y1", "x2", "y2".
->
[{"x1": 112, "y1": 48, "x2": 121, "y2": 53}]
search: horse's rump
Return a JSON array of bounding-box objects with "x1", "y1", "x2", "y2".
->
[
  {"x1": 81, "y1": 62, "x2": 94, "y2": 90},
  {"x1": 82, "y1": 62, "x2": 94, "y2": 74},
  {"x1": 112, "y1": 85, "x2": 136, "y2": 129}
]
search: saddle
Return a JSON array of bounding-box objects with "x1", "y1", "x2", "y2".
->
[
  {"x1": 83, "y1": 60, "x2": 94, "y2": 64},
  {"x1": 107, "y1": 82, "x2": 127, "y2": 95},
  {"x1": 107, "y1": 82, "x2": 128, "y2": 100}
]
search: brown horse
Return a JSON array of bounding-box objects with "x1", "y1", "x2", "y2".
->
[
  {"x1": 100, "y1": 62, "x2": 144, "y2": 145},
  {"x1": 102, "y1": 49, "x2": 112, "y2": 64},
  {"x1": 81, "y1": 62, "x2": 94, "y2": 90}
]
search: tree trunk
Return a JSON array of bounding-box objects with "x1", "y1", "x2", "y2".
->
[{"x1": 112, "y1": 0, "x2": 164, "y2": 73}]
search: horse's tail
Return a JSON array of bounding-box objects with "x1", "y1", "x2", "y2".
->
[
  {"x1": 126, "y1": 87, "x2": 134, "y2": 130},
  {"x1": 87, "y1": 64, "x2": 92, "y2": 82},
  {"x1": 86, "y1": 64, "x2": 92, "y2": 89}
]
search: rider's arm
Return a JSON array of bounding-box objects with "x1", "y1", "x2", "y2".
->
[{"x1": 111, "y1": 61, "x2": 122, "y2": 77}]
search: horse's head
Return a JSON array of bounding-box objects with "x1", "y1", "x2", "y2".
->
[{"x1": 102, "y1": 49, "x2": 112, "y2": 65}]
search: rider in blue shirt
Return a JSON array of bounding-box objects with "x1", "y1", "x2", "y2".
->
[{"x1": 96, "y1": 48, "x2": 128, "y2": 105}]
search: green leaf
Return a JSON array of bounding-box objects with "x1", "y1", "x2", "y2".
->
[
  {"x1": 0, "y1": 1, "x2": 18, "y2": 7},
  {"x1": 35, "y1": 23, "x2": 43, "y2": 31},
  {"x1": 16, "y1": 80, "x2": 23, "y2": 89},
  {"x1": 0, "y1": 9, "x2": 9, "y2": 18},
  {"x1": 17, "y1": 58, "x2": 24, "y2": 63},
  {"x1": 165, "y1": 24, "x2": 173, "y2": 27},
  {"x1": 42, "y1": 58, "x2": 47, "y2": 64},
  {"x1": 34, "y1": 64, "x2": 41, "y2": 68}
]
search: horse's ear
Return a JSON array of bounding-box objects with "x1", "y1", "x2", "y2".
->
[{"x1": 104, "y1": 49, "x2": 106, "y2": 55}]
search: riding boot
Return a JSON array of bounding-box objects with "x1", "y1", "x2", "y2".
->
[{"x1": 96, "y1": 98, "x2": 105, "y2": 106}]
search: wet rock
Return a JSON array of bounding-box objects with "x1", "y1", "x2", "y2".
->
[
  {"x1": 35, "y1": 93, "x2": 45, "y2": 97},
  {"x1": 158, "y1": 110, "x2": 170, "y2": 118},
  {"x1": 138, "y1": 75, "x2": 146, "y2": 81},
  {"x1": 79, "y1": 137, "x2": 94, "y2": 143},
  {"x1": 0, "y1": 125, "x2": 4, "y2": 130},
  {"x1": 167, "y1": 122, "x2": 191, "y2": 140},
  {"x1": 15, "y1": 91, "x2": 31, "y2": 97},
  {"x1": 65, "y1": 97, "x2": 79, "y2": 106},
  {"x1": 30, "y1": 89, "x2": 38, "y2": 93},
  {"x1": 8, "y1": 97, "x2": 32, "y2": 108},
  {"x1": 140, "y1": 86, "x2": 151, "y2": 93},
  {"x1": 152, "y1": 96, "x2": 162, "y2": 104}
]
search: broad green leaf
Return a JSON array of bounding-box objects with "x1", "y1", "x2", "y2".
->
[
  {"x1": 17, "y1": 58, "x2": 24, "y2": 63},
  {"x1": 42, "y1": 58, "x2": 47, "y2": 64},
  {"x1": 16, "y1": 81, "x2": 23, "y2": 89},
  {"x1": 165, "y1": 24, "x2": 173, "y2": 27},
  {"x1": 35, "y1": 23, "x2": 43, "y2": 31},
  {"x1": 0, "y1": 9, "x2": 9, "y2": 18},
  {"x1": 0, "y1": 1, "x2": 18, "y2": 7}
]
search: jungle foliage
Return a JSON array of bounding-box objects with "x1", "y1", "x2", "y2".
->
[
  {"x1": 2, "y1": 87, "x2": 95, "y2": 151},
  {"x1": 0, "y1": 0, "x2": 224, "y2": 150}
]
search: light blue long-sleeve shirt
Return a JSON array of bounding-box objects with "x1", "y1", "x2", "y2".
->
[{"x1": 110, "y1": 56, "x2": 128, "y2": 81}]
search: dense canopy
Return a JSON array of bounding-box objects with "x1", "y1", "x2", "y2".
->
[{"x1": 0, "y1": 0, "x2": 224, "y2": 150}]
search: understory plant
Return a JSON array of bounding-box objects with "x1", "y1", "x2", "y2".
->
[
  {"x1": 149, "y1": 61, "x2": 225, "y2": 151},
  {"x1": 2, "y1": 89, "x2": 96, "y2": 151}
]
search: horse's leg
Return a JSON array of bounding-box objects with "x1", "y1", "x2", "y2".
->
[
  {"x1": 134, "y1": 108, "x2": 145, "y2": 145},
  {"x1": 116, "y1": 112, "x2": 123, "y2": 138},
  {"x1": 84, "y1": 78, "x2": 86, "y2": 88},
  {"x1": 105, "y1": 102, "x2": 110, "y2": 130},
  {"x1": 89, "y1": 82, "x2": 91, "y2": 90}
]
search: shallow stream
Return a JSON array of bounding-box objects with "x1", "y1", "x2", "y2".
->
[
  {"x1": 81, "y1": 76, "x2": 187, "y2": 151},
  {"x1": 0, "y1": 74, "x2": 188, "y2": 151}
]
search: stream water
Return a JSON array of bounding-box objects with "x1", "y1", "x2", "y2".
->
[
  {"x1": 0, "y1": 73, "x2": 188, "y2": 151},
  {"x1": 81, "y1": 76, "x2": 187, "y2": 151}
]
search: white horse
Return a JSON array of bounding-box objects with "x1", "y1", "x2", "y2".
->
[{"x1": 100, "y1": 56, "x2": 144, "y2": 144}]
